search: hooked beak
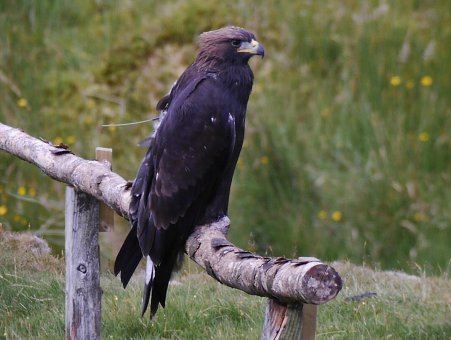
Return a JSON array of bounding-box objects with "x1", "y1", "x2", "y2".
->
[{"x1": 238, "y1": 39, "x2": 265, "y2": 58}]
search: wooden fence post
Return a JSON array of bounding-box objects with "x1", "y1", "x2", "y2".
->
[
  {"x1": 65, "y1": 187, "x2": 101, "y2": 340},
  {"x1": 64, "y1": 147, "x2": 113, "y2": 339},
  {"x1": 262, "y1": 299, "x2": 317, "y2": 340},
  {"x1": 262, "y1": 257, "x2": 322, "y2": 339}
]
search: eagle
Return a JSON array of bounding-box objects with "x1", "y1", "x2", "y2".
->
[{"x1": 114, "y1": 26, "x2": 264, "y2": 317}]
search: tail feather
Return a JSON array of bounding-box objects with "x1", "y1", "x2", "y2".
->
[
  {"x1": 133, "y1": 249, "x2": 179, "y2": 317},
  {"x1": 149, "y1": 252, "x2": 179, "y2": 317},
  {"x1": 141, "y1": 256, "x2": 155, "y2": 317},
  {"x1": 115, "y1": 219, "x2": 184, "y2": 317},
  {"x1": 114, "y1": 225, "x2": 143, "y2": 288}
]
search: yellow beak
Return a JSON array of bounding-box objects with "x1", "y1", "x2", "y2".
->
[{"x1": 238, "y1": 39, "x2": 265, "y2": 57}]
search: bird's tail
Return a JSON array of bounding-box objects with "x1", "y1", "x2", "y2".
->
[
  {"x1": 114, "y1": 224, "x2": 143, "y2": 288},
  {"x1": 115, "y1": 225, "x2": 180, "y2": 317},
  {"x1": 142, "y1": 250, "x2": 179, "y2": 317}
]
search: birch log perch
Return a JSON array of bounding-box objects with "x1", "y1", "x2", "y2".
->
[{"x1": 0, "y1": 122, "x2": 342, "y2": 305}]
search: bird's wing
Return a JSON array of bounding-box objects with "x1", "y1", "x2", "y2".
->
[{"x1": 135, "y1": 76, "x2": 236, "y2": 253}]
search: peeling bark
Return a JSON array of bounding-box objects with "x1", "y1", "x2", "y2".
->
[{"x1": 188, "y1": 218, "x2": 341, "y2": 304}]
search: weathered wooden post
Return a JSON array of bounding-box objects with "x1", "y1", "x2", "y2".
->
[
  {"x1": 65, "y1": 147, "x2": 113, "y2": 339},
  {"x1": 65, "y1": 187, "x2": 101, "y2": 339},
  {"x1": 261, "y1": 257, "x2": 338, "y2": 339},
  {"x1": 262, "y1": 300, "x2": 317, "y2": 340}
]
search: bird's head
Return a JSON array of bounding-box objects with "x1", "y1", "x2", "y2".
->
[{"x1": 197, "y1": 26, "x2": 264, "y2": 66}]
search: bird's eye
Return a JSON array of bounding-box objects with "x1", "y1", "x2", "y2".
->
[{"x1": 231, "y1": 39, "x2": 241, "y2": 47}]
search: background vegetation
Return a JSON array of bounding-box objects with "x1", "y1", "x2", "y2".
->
[{"x1": 0, "y1": 0, "x2": 450, "y2": 273}]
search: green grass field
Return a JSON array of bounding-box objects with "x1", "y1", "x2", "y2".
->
[
  {"x1": 0, "y1": 1, "x2": 450, "y2": 273},
  {"x1": 0, "y1": 232, "x2": 449, "y2": 339}
]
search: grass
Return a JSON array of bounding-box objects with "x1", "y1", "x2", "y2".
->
[
  {"x1": 0, "y1": 233, "x2": 449, "y2": 339},
  {"x1": 0, "y1": 0, "x2": 450, "y2": 272}
]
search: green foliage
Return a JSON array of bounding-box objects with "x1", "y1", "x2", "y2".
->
[
  {"x1": 229, "y1": 1, "x2": 451, "y2": 271},
  {"x1": 0, "y1": 0, "x2": 450, "y2": 271}
]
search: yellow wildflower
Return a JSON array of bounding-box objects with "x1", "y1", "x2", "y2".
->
[
  {"x1": 260, "y1": 156, "x2": 269, "y2": 165},
  {"x1": 0, "y1": 205, "x2": 7, "y2": 216},
  {"x1": 86, "y1": 98, "x2": 96, "y2": 109},
  {"x1": 13, "y1": 214, "x2": 21, "y2": 222},
  {"x1": 28, "y1": 187, "x2": 37, "y2": 197},
  {"x1": 413, "y1": 212, "x2": 427, "y2": 222},
  {"x1": 318, "y1": 210, "x2": 328, "y2": 220},
  {"x1": 17, "y1": 186, "x2": 26, "y2": 196},
  {"x1": 17, "y1": 98, "x2": 28, "y2": 108},
  {"x1": 418, "y1": 132, "x2": 429, "y2": 142},
  {"x1": 66, "y1": 135, "x2": 76, "y2": 144},
  {"x1": 331, "y1": 210, "x2": 343, "y2": 222},
  {"x1": 420, "y1": 76, "x2": 432, "y2": 87},
  {"x1": 54, "y1": 137, "x2": 64, "y2": 145},
  {"x1": 389, "y1": 76, "x2": 401, "y2": 87},
  {"x1": 84, "y1": 116, "x2": 94, "y2": 125}
]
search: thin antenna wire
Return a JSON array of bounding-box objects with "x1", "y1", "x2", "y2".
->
[{"x1": 101, "y1": 118, "x2": 157, "y2": 128}]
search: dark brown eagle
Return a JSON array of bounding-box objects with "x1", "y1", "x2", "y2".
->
[{"x1": 114, "y1": 26, "x2": 264, "y2": 317}]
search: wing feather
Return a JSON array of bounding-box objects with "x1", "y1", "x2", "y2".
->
[{"x1": 147, "y1": 77, "x2": 233, "y2": 230}]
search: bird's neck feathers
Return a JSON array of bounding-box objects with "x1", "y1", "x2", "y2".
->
[
  {"x1": 193, "y1": 56, "x2": 254, "y2": 104},
  {"x1": 219, "y1": 64, "x2": 254, "y2": 104}
]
